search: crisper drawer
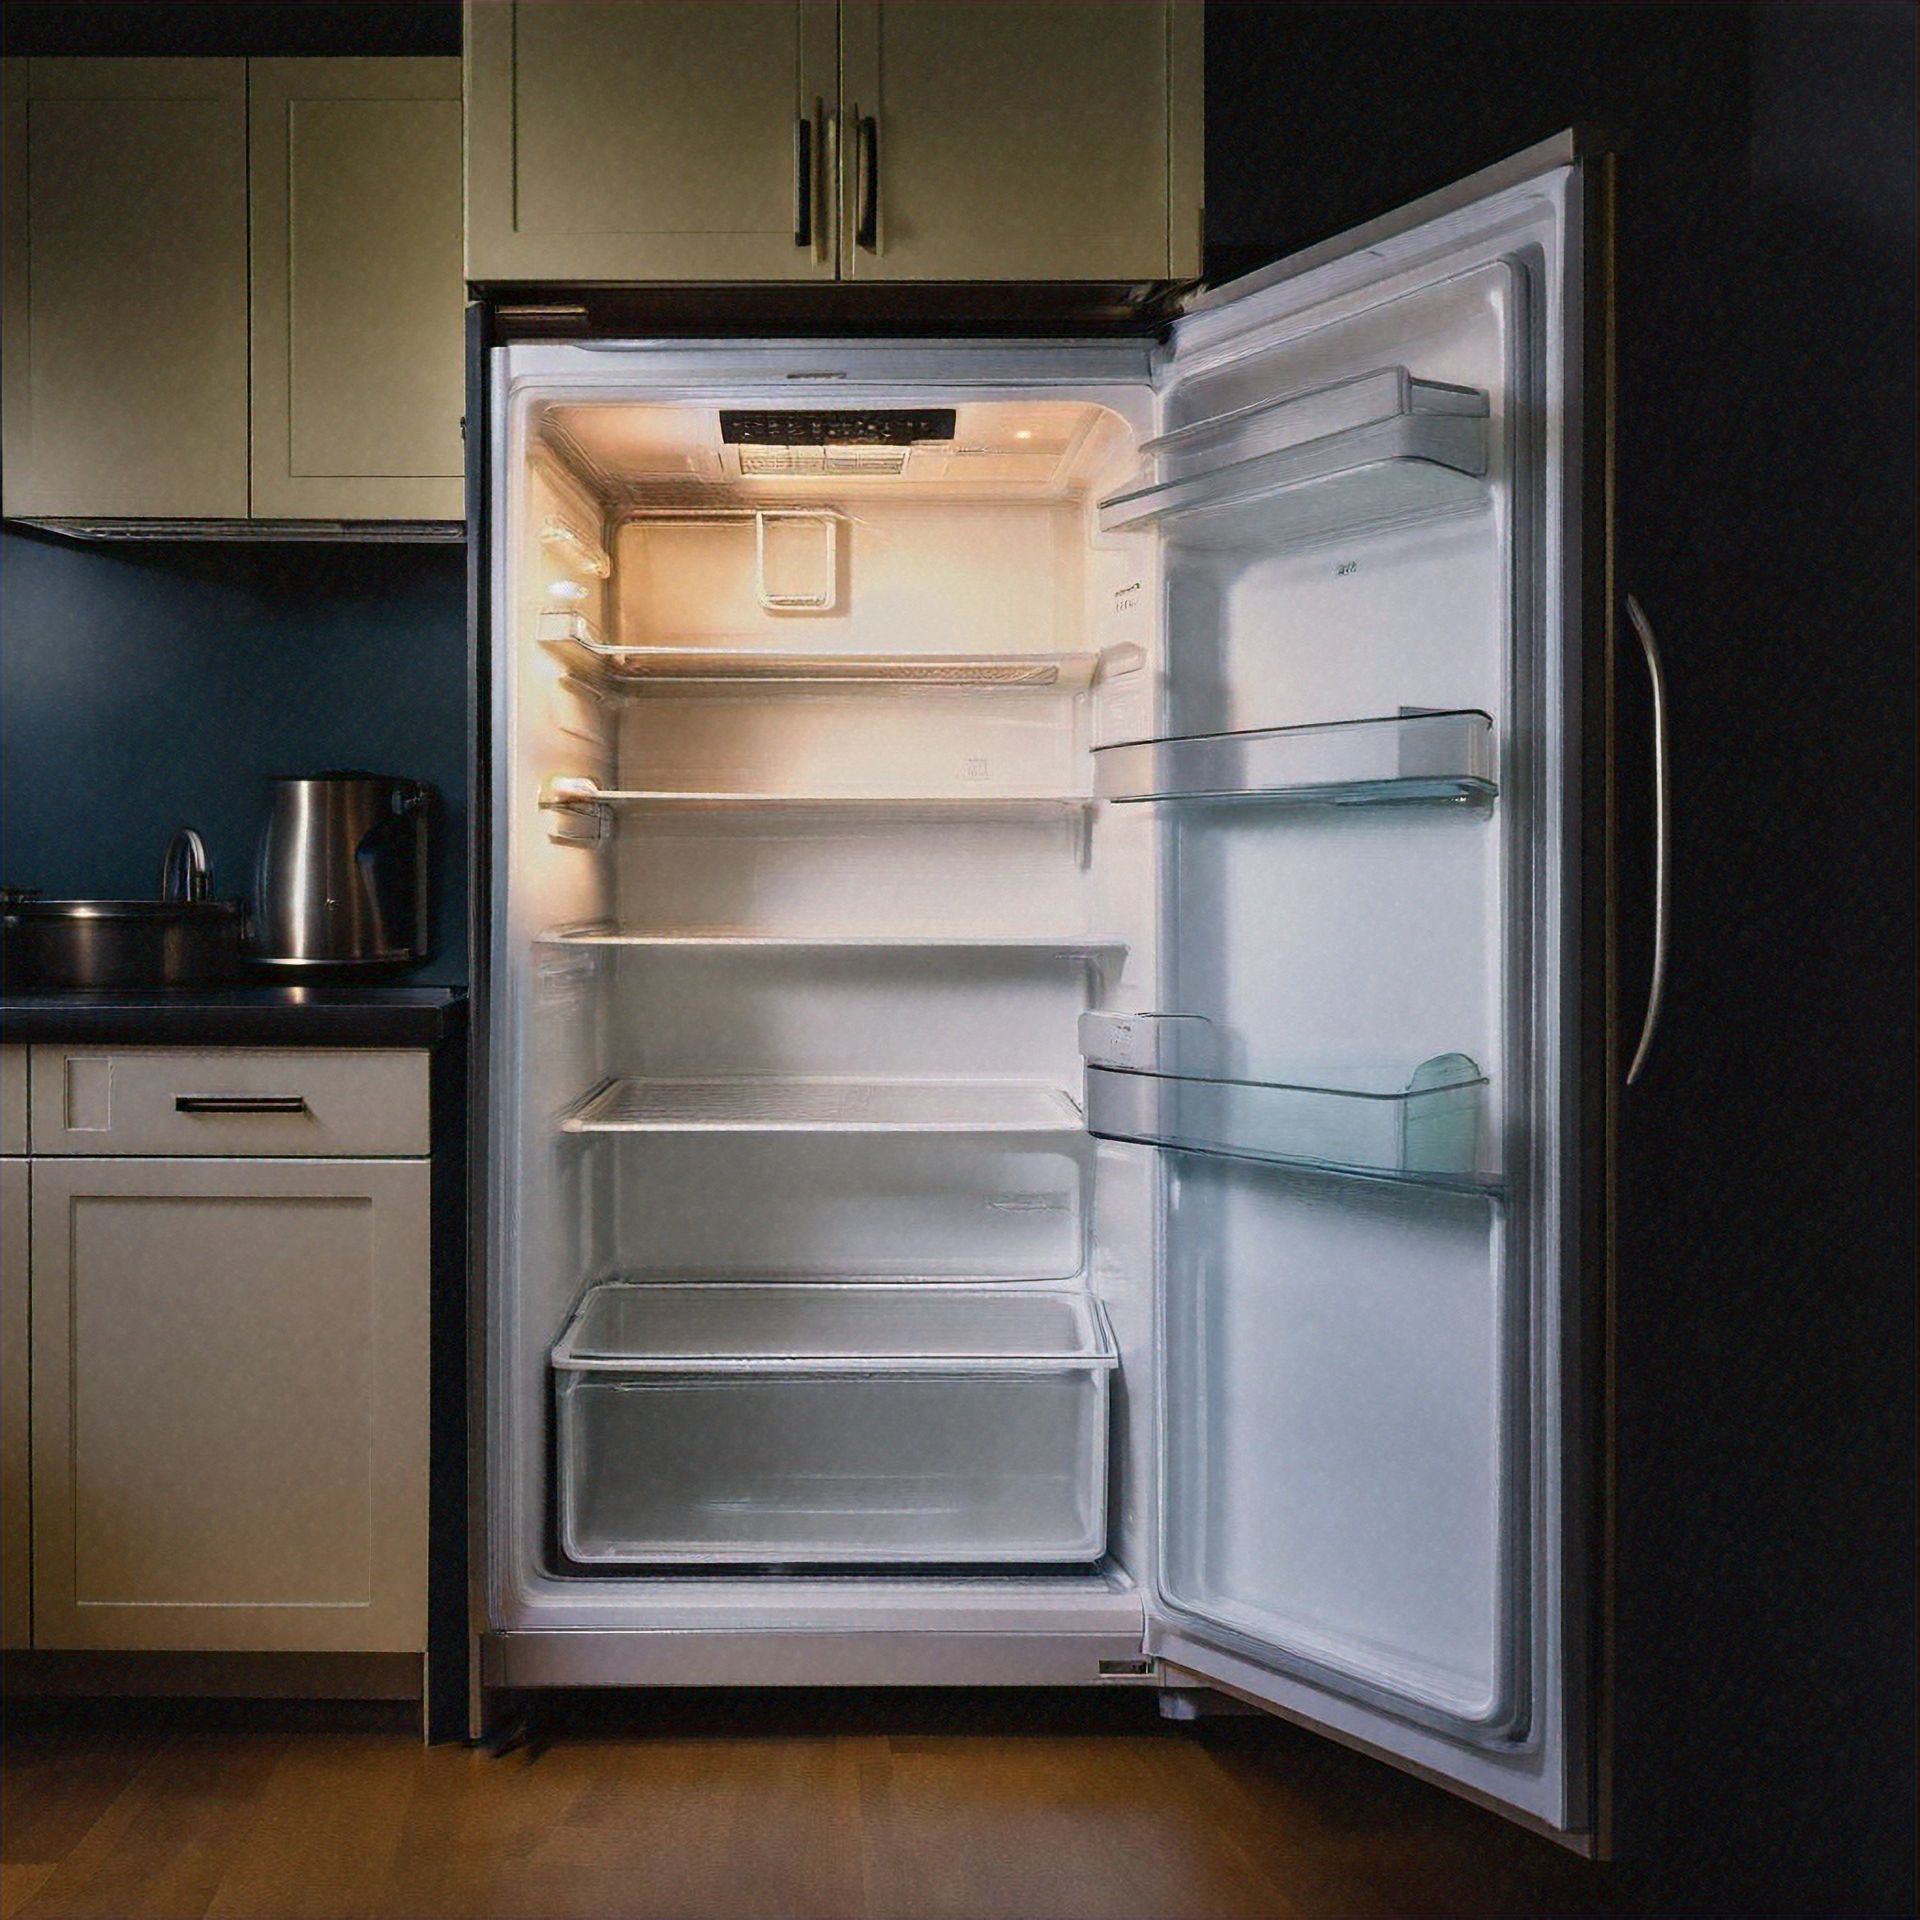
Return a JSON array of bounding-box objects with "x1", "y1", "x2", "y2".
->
[
  {"x1": 27, "y1": 1048, "x2": 430, "y2": 1158},
  {"x1": 553, "y1": 1284, "x2": 1116, "y2": 1567}
]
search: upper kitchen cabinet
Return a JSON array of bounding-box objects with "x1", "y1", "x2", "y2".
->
[
  {"x1": 0, "y1": 59, "x2": 250, "y2": 519},
  {"x1": 837, "y1": 2, "x2": 1202, "y2": 282},
  {"x1": 463, "y1": 0, "x2": 1202, "y2": 285},
  {"x1": 464, "y1": 2, "x2": 841, "y2": 284},
  {"x1": 249, "y1": 59, "x2": 465, "y2": 520}
]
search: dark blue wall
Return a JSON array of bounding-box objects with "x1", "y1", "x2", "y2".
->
[{"x1": 0, "y1": 527, "x2": 469, "y2": 983}]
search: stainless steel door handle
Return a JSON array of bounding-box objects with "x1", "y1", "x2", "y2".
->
[
  {"x1": 175, "y1": 1094, "x2": 310, "y2": 1115},
  {"x1": 1624, "y1": 594, "x2": 1669, "y2": 1085}
]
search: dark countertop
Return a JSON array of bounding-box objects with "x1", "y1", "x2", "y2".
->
[{"x1": 0, "y1": 985, "x2": 468, "y2": 1048}]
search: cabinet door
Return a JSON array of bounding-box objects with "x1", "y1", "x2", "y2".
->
[
  {"x1": 249, "y1": 58, "x2": 465, "y2": 521},
  {"x1": 1, "y1": 1159, "x2": 27, "y2": 1649},
  {"x1": 30, "y1": 1157, "x2": 429, "y2": 1652},
  {"x1": 837, "y1": 2, "x2": 1202, "y2": 282},
  {"x1": 1, "y1": 58, "x2": 249, "y2": 519},
  {"x1": 464, "y1": 1, "x2": 840, "y2": 283}
]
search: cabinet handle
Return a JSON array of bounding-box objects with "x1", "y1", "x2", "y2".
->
[
  {"x1": 793, "y1": 112, "x2": 814, "y2": 248},
  {"x1": 855, "y1": 112, "x2": 879, "y2": 250},
  {"x1": 1623, "y1": 593, "x2": 1670, "y2": 1087},
  {"x1": 174, "y1": 1094, "x2": 310, "y2": 1115}
]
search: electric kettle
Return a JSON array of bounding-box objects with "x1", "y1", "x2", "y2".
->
[{"x1": 251, "y1": 772, "x2": 432, "y2": 969}]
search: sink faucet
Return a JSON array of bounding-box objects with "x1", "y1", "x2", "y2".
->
[{"x1": 160, "y1": 827, "x2": 211, "y2": 903}]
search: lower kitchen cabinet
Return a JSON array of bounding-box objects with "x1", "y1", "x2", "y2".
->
[
  {"x1": 29, "y1": 1156, "x2": 429, "y2": 1652},
  {"x1": 1, "y1": 1155, "x2": 27, "y2": 1649}
]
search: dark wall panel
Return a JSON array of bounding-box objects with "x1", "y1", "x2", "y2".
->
[{"x1": 0, "y1": 529, "x2": 469, "y2": 983}]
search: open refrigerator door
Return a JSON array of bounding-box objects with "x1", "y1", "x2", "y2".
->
[{"x1": 1114, "y1": 144, "x2": 1609, "y2": 1841}]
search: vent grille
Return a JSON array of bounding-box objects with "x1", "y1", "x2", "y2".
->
[
  {"x1": 720, "y1": 409, "x2": 956, "y2": 446},
  {"x1": 737, "y1": 444, "x2": 909, "y2": 476}
]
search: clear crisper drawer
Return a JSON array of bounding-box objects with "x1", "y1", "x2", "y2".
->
[{"x1": 552, "y1": 1284, "x2": 1117, "y2": 1567}]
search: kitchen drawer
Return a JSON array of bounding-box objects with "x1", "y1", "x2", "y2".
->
[
  {"x1": 27, "y1": 1047, "x2": 429, "y2": 1158},
  {"x1": 1, "y1": 1046, "x2": 25, "y2": 1154}
]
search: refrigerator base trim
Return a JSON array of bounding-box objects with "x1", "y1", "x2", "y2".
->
[{"x1": 483, "y1": 1628, "x2": 1155, "y2": 1690}]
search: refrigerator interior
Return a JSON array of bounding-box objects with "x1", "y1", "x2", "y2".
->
[{"x1": 491, "y1": 371, "x2": 1168, "y2": 1636}]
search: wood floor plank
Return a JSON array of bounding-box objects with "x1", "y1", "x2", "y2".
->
[
  {"x1": 13, "y1": 1731, "x2": 289, "y2": 1920},
  {"x1": 374, "y1": 1743, "x2": 596, "y2": 1919},
  {"x1": 501, "y1": 1734, "x2": 867, "y2": 1920},
  {"x1": 1, "y1": 1865, "x2": 58, "y2": 1920},
  {"x1": 858, "y1": 1732, "x2": 1291, "y2": 1920},
  {"x1": 0, "y1": 1711, "x2": 166, "y2": 1870},
  {"x1": 202, "y1": 1735, "x2": 421, "y2": 1920}
]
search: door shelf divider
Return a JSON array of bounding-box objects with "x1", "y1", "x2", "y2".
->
[
  {"x1": 539, "y1": 775, "x2": 1093, "y2": 816},
  {"x1": 536, "y1": 921, "x2": 1127, "y2": 958},
  {"x1": 1098, "y1": 367, "x2": 1489, "y2": 553},
  {"x1": 561, "y1": 1074, "x2": 1086, "y2": 1137},
  {"x1": 1093, "y1": 710, "x2": 1496, "y2": 808},
  {"x1": 1084, "y1": 1053, "x2": 1498, "y2": 1194}
]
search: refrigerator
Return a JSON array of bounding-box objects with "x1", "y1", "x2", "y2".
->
[{"x1": 471, "y1": 131, "x2": 1621, "y2": 1848}]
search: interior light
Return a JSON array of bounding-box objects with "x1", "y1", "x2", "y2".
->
[
  {"x1": 548, "y1": 579, "x2": 590, "y2": 600},
  {"x1": 1014, "y1": 430, "x2": 1034, "y2": 440}
]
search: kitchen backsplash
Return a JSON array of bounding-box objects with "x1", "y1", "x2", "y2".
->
[{"x1": 0, "y1": 526, "x2": 468, "y2": 984}]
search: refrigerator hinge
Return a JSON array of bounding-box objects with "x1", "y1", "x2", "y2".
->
[{"x1": 1096, "y1": 1657, "x2": 1162, "y2": 1683}]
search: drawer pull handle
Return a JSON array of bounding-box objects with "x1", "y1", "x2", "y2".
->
[{"x1": 174, "y1": 1094, "x2": 310, "y2": 1116}]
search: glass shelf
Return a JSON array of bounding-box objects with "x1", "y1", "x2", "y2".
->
[
  {"x1": 1093, "y1": 711, "x2": 1496, "y2": 808},
  {"x1": 536, "y1": 922, "x2": 1126, "y2": 956},
  {"x1": 539, "y1": 775, "x2": 1093, "y2": 816},
  {"x1": 538, "y1": 612, "x2": 1117, "y2": 690},
  {"x1": 1083, "y1": 1053, "x2": 1497, "y2": 1193},
  {"x1": 562, "y1": 1075, "x2": 1086, "y2": 1137},
  {"x1": 1098, "y1": 368, "x2": 1488, "y2": 553}
]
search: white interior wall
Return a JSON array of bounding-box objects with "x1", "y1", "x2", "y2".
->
[
  {"x1": 611, "y1": 813, "x2": 1097, "y2": 937},
  {"x1": 614, "y1": 499, "x2": 1087, "y2": 655}
]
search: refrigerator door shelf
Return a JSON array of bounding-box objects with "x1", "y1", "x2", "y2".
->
[
  {"x1": 1085, "y1": 1054, "x2": 1494, "y2": 1193},
  {"x1": 1098, "y1": 373, "x2": 1489, "y2": 554},
  {"x1": 1093, "y1": 711, "x2": 1497, "y2": 808},
  {"x1": 1140, "y1": 367, "x2": 1486, "y2": 474},
  {"x1": 560, "y1": 1075, "x2": 1086, "y2": 1136}
]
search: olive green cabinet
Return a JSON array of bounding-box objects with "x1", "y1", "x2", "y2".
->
[
  {"x1": 1, "y1": 56, "x2": 464, "y2": 525},
  {"x1": 0, "y1": 59, "x2": 251, "y2": 519},
  {"x1": 249, "y1": 58, "x2": 465, "y2": 520},
  {"x1": 465, "y1": 0, "x2": 1203, "y2": 284},
  {"x1": 464, "y1": 1, "x2": 841, "y2": 283},
  {"x1": 836, "y1": 2, "x2": 1202, "y2": 282}
]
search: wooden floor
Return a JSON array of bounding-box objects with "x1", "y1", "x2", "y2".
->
[{"x1": 1, "y1": 1691, "x2": 1631, "y2": 1920}]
